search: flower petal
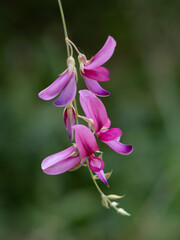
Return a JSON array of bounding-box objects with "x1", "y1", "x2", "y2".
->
[
  {"x1": 38, "y1": 70, "x2": 70, "y2": 100},
  {"x1": 73, "y1": 124, "x2": 99, "y2": 159},
  {"x1": 95, "y1": 170, "x2": 109, "y2": 187},
  {"x1": 83, "y1": 75, "x2": 110, "y2": 97},
  {"x1": 64, "y1": 107, "x2": 76, "y2": 140},
  {"x1": 96, "y1": 67, "x2": 110, "y2": 77},
  {"x1": 79, "y1": 90, "x2": 109, "y2": 132},
  {"x1": 88, "y1": 155, "x2": 104, "y2": 172},
  {"x1": 84, "y1": 36, "x2": 116, "y2": 70},
  {"x1": 41, "y1": 146, "x2": 81, "y2": 175},
  {"x1": 98, "y1": 128, "x2": 122, "y2": 141},
  {"x1": 103, "y1": 140, "x2": 133, "y2": 155},
  {"x1": 53, "y1": 73, "x2": 76, "y2": 107},
  {"x1": 83, "y1": 67, "x2": 110, "y2": 82}
]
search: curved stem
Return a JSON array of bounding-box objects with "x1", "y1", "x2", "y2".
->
[
  {"x1": 86, "y1": 158, "x2": 105, "y2": 197},
  {"x1": 57, "y1": 0, "x2": 70, "y2": 57},
  {"x1": 85, "y1": 159, "x2": 127, "y2": 214},
  {"x1": 66, "y1": 38, "x2": 81, "y2": 55}
]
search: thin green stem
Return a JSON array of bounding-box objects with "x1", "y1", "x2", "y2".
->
[
  {"x1": 85, "y1": 159, "x2": 125, "y2": 214},
  {"x1": 57, "y1": 0, "x2": 70, "y2": 57},
  {"x1": 86, "y1": 158, "x2": 105, "y2": 197},
  {"x1": 57, "y1": 0, "x2": 79, "y2": 125},
  {"x1": 73, "y1": 99, "x2": 79, "y2": 124}
]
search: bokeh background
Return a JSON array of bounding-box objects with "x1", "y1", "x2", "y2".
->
[{"x1": 1, "y1": 0, "x2": 180, "y2": 239}]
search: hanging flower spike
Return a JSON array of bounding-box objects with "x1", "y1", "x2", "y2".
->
[
  {"x1": 38, "y1": 0, "x2": 134, "y2": 215},
  {"x1": 38, "y1": 56, "x2": 77, "y2": 107},
  {"x1": 63, "y1": 104, "x2": 76, "y2": 140},
  {"x1": 78, "y1": 36, "x2": 116, "y2": 97},
  {"x1": 79, "y1": 90, "x2": 133, "y2": 155},
  {"x1": 73, "y1": 124, "x2": 108, "y2": 186}
]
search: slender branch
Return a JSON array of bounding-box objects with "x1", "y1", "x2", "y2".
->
[
  {"x1": 57, "y1": 0, "x2": 79, "y2": 125},
  {"x1": 57, "y1": 0, "x2": 70, "y2": 57}
]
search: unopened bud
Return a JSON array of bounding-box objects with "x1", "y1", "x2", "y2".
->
[
  {"x1": 117, "y1": 208, "x2": 131, "y2": 216},
  {"x1": 64, "y1": 105, "x2": 76, "y2": 140},
  {"x1": 111, "y1": 201, "x2": 119, "y2": 207},
  {"x1": 102, "y1": 198, "x2": 109, "y2": 209},
  {"x1": 107, "y1": 194, "x2": 124, "y2": 200}
]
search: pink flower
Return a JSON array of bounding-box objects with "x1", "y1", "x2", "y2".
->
[
  {"x1": 78, "y1": 36, "x2": 116, "y2": 97},
  {"x1": 63, "y1": 105, "x2": 76, "y2": 140},
  {"x1": 79, "y1": 90, "x2": 133, "y2": 155},
  {"x1": 73, "y1": 124, "x2": 108, "y2": 186},
  {"x1": 41, "y1": 145, "x2": 81, "y2": 175},
  {"x1": 38, "y1": 56, "x2": 77, "y2": 107},
  {"x1": 41, "y1": 124, "x2": 108, "y2": 186}
]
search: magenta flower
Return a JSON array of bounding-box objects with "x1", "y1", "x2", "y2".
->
[
  {"x1": 41, "y1": 124, "x2": 108, "y2": 185},
  {"x1": 78, "y1": 36, "x2": 116, "y2": 97},
  {"x1": 38, "y1": 56, "x2": 77, "y2": 107},
  {"x1": 73, "y1": 124, "x2": 109, "y2": 186},
  {"x1": 79, "y1": 90, "x2": 133, "y2": 155},
  {"x1": 63, "y1": 105, "x2": 76, "y2": 140}
]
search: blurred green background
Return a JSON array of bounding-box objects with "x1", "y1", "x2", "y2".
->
[{"x1": 0, "y1": 0, "x2": 180, "y2": 239}]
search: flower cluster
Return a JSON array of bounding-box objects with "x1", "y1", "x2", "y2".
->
[{"x1": 38, "y1": 36, "x2": 133, "y2": 215}]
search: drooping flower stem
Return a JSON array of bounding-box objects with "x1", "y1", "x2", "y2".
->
[
  {"x1": 86, "y1": 158, "x2": 105, "y2": 197},
  {"x1": 85, "y1": 158, "x2": 128, "y2": 214},
  {"x1": 57, "y1": 0, "x2": 79, "y2": 124},
  {"x1": 57, "y1": 0, "x2": 70, "y2": 57}
]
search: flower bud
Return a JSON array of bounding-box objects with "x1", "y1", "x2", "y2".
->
[
  {"x1": 102, "y1": 198, "x2": 109, "y2": 209},
  {"x1": 64, "y1": 105, "x2": 76, "y2": 140},
  {"x1": 111, "y1": 201, "x2": 119, "y2": 207},
  {"x1": 117, "y1": 208, "x2": 131, "y2": 216},
  {"x1": 107, "y1": 194, "x2": 124, "y2": 200}
]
